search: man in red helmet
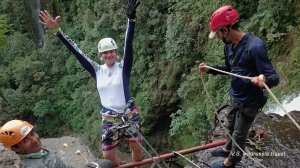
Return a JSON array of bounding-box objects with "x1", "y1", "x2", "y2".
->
[
  {"x1": 0, "y1": 120, "x2": 113, "y2": 168},
  {"x1": 199, "y1": 5, "x2": 279, "y2": 168}
]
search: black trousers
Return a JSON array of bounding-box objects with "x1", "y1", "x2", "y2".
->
[{"x1": 224, "y1": 97, "x2": 265, "y2": 163}]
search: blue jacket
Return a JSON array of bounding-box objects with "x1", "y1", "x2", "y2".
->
[{"x1": 209, "y1": 33, "x2": 279, "y2": 105}]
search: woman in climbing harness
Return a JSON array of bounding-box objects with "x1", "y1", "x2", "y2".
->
[{"x1": 39, "y1": 0, "x2": 143, "y2": 166}]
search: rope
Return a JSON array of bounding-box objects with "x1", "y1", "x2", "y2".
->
[
  {"x1": 205, "y1": 104, "x2": 229, "y2": 145},
  {"x1": 263, "y1": 82, "x2": 300, "y2": 130},
  {"x1": 205, "y1": 65, "x2": 252, "y2": 80},
  {"x1": 75, "y1": 150, "x2": 89, "y2": 164},
  {"x1": 125, "y1": 119, "x2": 169, "y2": 168},
  {"x1": 150, "y1": 161, "x2": 161, "y2": 168},
  {"x1": 205, "y1": 65, "x2": 300, "y2": 131},
  {"x1": 104, "y1": 104, "x2": 168, "y2": 168},
  {"x1": 200, "y1": 73, "x2": 267, "y2": 168},
  {"x1": 172, "y1": 151, "x2": 204, "y2": 168},
  {"x1": 124, "y1": 128, "x2": 165, "y2": 168}
]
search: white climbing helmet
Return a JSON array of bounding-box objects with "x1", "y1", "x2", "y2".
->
[{"x1": 98, "y1": 37, "x2": 118, "y2": 53}]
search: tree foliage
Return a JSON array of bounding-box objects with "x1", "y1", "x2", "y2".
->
[{"x1": 0, "y1": 15, "x2": 9, "y2": 48}]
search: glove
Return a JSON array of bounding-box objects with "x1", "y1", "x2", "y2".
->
[{"x1": 123, "y1": 0, "x2": 140, "y2": 20}]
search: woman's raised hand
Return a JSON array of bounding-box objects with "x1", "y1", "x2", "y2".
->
[
  {"x1": 39, "y1": 10, "x2": 60, "y2": 30},
  {"x1": 123, "y1": 0, "x2": 140, "y2": 20}
]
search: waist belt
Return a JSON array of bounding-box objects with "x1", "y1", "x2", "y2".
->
[
  {"x1": 101, "y1": 108, "x2": 138, "y2": 119},
  {"x1": 101, "y1": 98, "x2": 138, "y2": 119}
]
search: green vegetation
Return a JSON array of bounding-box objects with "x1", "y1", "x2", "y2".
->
[
  {"x1": 0, "y1": 14, "x2": 9, "y2": 48},
  {"x1": 0, "y1": 0, "x2": 299, "y2": 154}
]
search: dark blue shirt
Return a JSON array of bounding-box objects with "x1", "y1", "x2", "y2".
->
[{"x1": 209, "y1": 33, "x2": 279, "y2": 104}]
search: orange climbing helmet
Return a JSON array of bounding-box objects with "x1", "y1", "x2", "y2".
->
[
  {"x1": 209, "y1": 5, "x2": 240, "y2": 39},
  {"x1": 0, "y1": 120, "x2": 33, "y2": 147}
]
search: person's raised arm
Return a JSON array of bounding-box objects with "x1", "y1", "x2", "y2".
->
[
  {"x1": 39, "y1": 10, "x2": 99, "y2": 79},
  {"x1": 122, "y1": 0, "x2": 140, "y2": 75}
]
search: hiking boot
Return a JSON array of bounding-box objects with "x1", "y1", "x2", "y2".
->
[
  {"x1": 211, "y1": 147, "x2": 230, "y2": 157},
  {"x1": 211, "y1": 161, "x2": 236, "y2": 168}
]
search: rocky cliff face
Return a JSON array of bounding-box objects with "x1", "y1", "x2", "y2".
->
[
  {"x1": 0, "y1": 144, "x2": 19, "y2": 168},
  {"x1": 184, "y1": 111, "x2": 300, "y2": 168}
]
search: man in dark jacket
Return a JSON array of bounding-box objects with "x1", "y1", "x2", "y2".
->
[{"x1": 199, "y1": 4, "x2": 279, "y2": 168}]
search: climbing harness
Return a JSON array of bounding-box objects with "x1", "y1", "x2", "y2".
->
[
  {"x1": 103, "y1": 98, "x2": 170, "y2": 168},
  {"x1": 246, "y1": 130, "x2": 266, "y2": 152}
]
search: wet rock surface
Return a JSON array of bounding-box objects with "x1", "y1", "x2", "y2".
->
[
  {"x1": 0, "y1": 144, "x2": 19, "y2": 168},
  {"x1": 184, "y1": 111, "x2": 300, "y2": 168},
  {"x1": 0, "y1": 136, "x2": 96, "y2": 168}
]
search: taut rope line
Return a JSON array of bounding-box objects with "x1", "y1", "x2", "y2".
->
[{"x1": 204, "y1": 65, "x2": 300, "y2": 131}]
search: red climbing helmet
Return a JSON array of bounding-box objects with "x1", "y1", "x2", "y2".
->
[{"x1": 209, "y1": 5, "x2": 240, "y2": 39}]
